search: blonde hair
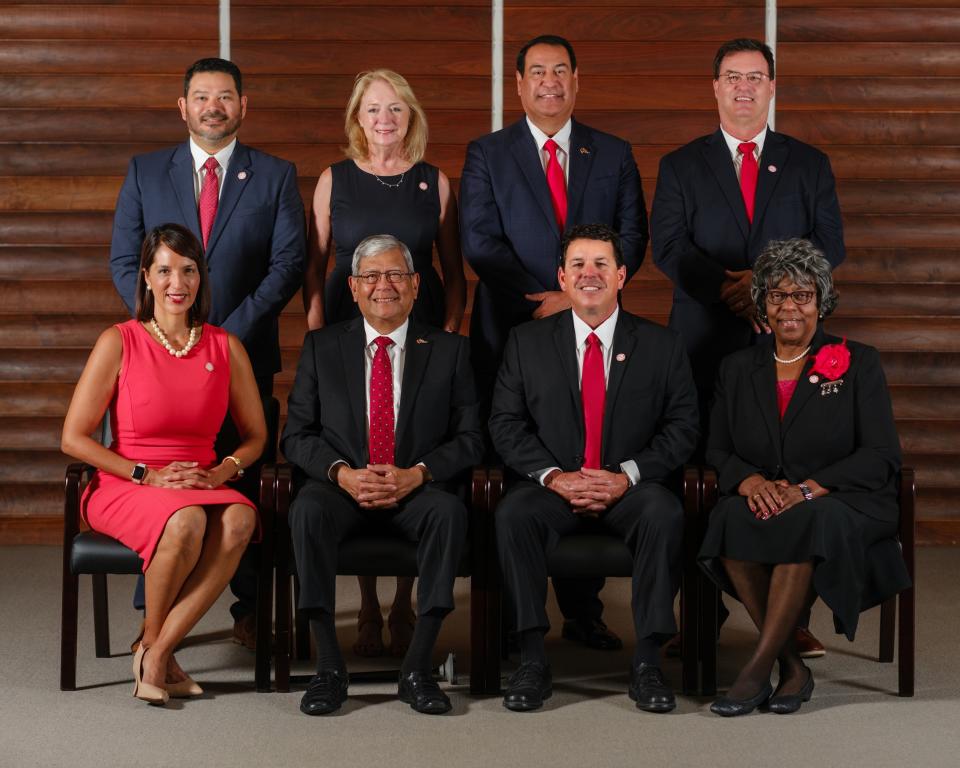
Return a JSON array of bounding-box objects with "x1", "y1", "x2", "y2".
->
[{"x1": 344, "y1": 69, "x2": 428, "y2": 165}]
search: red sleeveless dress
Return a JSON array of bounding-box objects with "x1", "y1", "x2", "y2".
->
[{"x1": 81, "y1": 320, "x2": 254, "y2": 571}]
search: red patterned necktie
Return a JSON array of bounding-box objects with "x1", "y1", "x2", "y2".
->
[
  {"x1": 738, "y1": 141, "x2": 758, "y2": 224},
  {"x1": 199, "y1": 156, "x2": 220, "y2": 248},
  {"x1": 581, "y1": 333, "x2": 605, "y2": 469},
  {"x1": 368, "y1": 336, "x2": 396, "y2": 465},
  {"x1": 544, "y1": 138, "x2": 568, "y2": 231}
]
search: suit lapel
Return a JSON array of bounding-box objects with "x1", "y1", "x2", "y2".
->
[
  {"x1": 395, "y1": 323, "x2": 431, "y2": 460},
  {"x1": 701, "y1": 129, "x2": 750, "y2": 241},
  {"x1": 508, "y1": 120, "x2": 561, "y2": 239},
  {"x1": 601, "y1": 315, "x2": 637, "y2": 462},
  {"x1": 169, "y1": 143, "x2": 202, "y2": 240},
  {"x1": 750, "y1": 344, "x2": 783, "y2": 465},
  {"x1": 338, "y1": 320, "x2": 368, "y2": 461},
  {"x1": 553, "y1": 312, "x2": 584, "y2": 447},
  {"x1": 566, "y1": 120, "x2": 595, "y2": 228},
  {"x1": 751, "y1": 129, "x2": 789, "y2": 242},
  {"x1": 206, "y1": 142, "x2": 252, "y2": 257}
]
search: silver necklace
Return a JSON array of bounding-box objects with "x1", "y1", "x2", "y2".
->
[
  {"x1": 150, "y1": 319, "x2": 199, "y2": 358},
  {"x1": 774, "y1": 345, "x2": 811, "y2": 365},
  {"x1": 373, "y1": 171, "x2": 404, "y2": 189}
]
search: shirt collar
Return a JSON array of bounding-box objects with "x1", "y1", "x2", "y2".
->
[
  {"x1": 188, "y1": 137, "x2": 236, "y2": 174},
  {"x1": 719, "y1": 125, "x2": 767, "y2": 160},
  {"x1": 571, "y1": 305, "x2": 618, "y2": 350},
  {"x1": 363, "y1": 318, "x2": 409, "y2": 351},
  {"x1": 526, "y1": 117, "x2": 572, "y2": 155}
]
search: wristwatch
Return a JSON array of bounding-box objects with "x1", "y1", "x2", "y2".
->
[
  {"x1": 131, "y1": 463, "x2": 148, "y2": 485},
  {"x1": 798, "y1": 482, "x2": 814, "y2": 502}
]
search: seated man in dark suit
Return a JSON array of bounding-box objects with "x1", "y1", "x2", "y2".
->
[
  {"x1": 490, "y1": 223, "x2": 699, "y2": 713},
  {"x1": 282, "y1": 234, "x2": 484, "y2": 716}
]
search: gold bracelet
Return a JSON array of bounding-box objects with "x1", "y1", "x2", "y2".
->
[{"x1": 224, "y1": 455, "x2": 244, "y2": 479}]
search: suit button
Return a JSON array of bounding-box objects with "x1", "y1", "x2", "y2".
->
[{"x1": 574, "y1": 454, "x2": 584, "y2": 465}]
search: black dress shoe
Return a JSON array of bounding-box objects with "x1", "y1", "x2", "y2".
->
[
  {"x1": 398, "y1": 671, "x2": 452, "y2": 714},
  {"x1": 709, "y1": 682, "x2": 773, "y2": 717},
  {"x1": 300, "y1": 669, "x2": 348, "y2": 716},
  {"x1": 628, "y1": 663, "x2": 676, "y2": 713},
  {"x1": 503, "y1": 661, "x2": 552, "y2": 712},
  {"x1": 768, "y1": 669, "x2": 814, "y2": 714},
  {"x1": 561, "y1": 619, "x2": 623, "y2": 651}
]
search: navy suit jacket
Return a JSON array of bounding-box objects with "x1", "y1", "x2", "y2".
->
[
  {"x1": 650, "y1": 128, "x2": 844, "y2": 393},
  {"x1": 110, "y1": 141, "x2": 306, "y2": 380},
  {"x1": 707, "y1": 329, "x2": 901, "y2": 525},
  {"x1": 489, "y1": 309, "x2": 698, "y2": 484},
  {"x1": 459, "y1": 118, "x2": 648, "y2": 381}
]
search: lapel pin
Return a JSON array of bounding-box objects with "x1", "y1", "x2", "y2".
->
[
  {"x1": 767, "y1": 165, "x2": 777, "y2": 173},
  {"x1": 616, "y1": 353, "x2": 626, "y2": 362},
  {"x1": 579, "y1": 147, "x2": 590, "y2": 155},
  {"x1": 237, "y1": 171, "x2": 247, "y2": 180},
  {"x1": 419, "y1": 181, "x2": 429, "y2": 190},
  {"x1": 808, "y1": 374, "x2": 819, "y2": 383},
  {"x1": 205, "y1": 362, "x2": 215, "y2": 372},
  {"x1": 416, "y1": 338, "x2": 428, "y2": 344}
]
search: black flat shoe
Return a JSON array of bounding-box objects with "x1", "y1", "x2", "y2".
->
[
  {"x1": 300, "y1": 669, "x2": 348, "y2": 716},
  {"x1": 561, "y1": 619, "x2": 623, "y2": 651},
  {"x1": 628, "y1": 663, "x2": 676, "y2": 713},
  {"x1": 710, "y1": 682, "x2": 773, "y2": 717},
  {"x1": 768, "y1": 669, "x2": 814, "y2": 714},
  {"x1": 398, "y1": 671, "x2": 452, "y2": 714},
  {"x1": 503, "y1": 661, "x2": 552, "y2": 712}
]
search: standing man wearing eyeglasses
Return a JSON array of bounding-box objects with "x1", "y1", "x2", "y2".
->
[{"x1": 650, "y1": 38, "x2": 845, "y2": 657}]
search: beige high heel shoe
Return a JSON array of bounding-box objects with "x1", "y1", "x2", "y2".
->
[
  {"x1": 132, "y1": 645, "x2": 169, "y2": 706},
  {"x1": 167, "y1": 675, "x2": 203, "y2": 698}
]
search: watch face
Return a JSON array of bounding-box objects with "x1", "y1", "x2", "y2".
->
[{"x1": 132, "y1": 464, "x2": 147, "y2": 483}]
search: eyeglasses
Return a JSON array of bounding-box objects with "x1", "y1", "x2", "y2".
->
[
  {"x1": 721, "y1": 71, "x2": 770, "y2": 85},
  {"x1": 353, "y1": 270, "x2": 414, "y2": 284},
  {"x1": 766, "y1": 290, "x2": 815, "y2": 306}
]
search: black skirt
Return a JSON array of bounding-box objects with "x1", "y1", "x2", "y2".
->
[{"x1": 698, "y1": 495, "x2": 911, "y2": 640}]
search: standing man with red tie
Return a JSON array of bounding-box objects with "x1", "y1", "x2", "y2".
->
[
  {"x1": 110, "y1": 57, "x2": 306, "y2": 649},
  {"x1": 650, "y1": 38, "x2": 845, "y2": 656},
  {"x1": 460, "y1": 35, "x2": 648, "y2": 651},
  {"x1": 490, "y1": 224, "x2": 699, "y2": 712}
]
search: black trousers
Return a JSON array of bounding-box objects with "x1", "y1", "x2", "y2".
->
[
  {"x1": 289, "y1": 480, "x2": 468, "y2": 617},
  {"x1": 495, "y1": 481, "x2": 683, "y2": 643}
]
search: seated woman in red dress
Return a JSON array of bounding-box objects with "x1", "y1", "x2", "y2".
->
[{"x1": 62, "y1": 224, "x2": 266, "y2": 705}]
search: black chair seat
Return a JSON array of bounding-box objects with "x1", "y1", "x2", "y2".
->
[
  {"x1": 338, "y1": 536, "x2": 471, "y2": 577},
  {"x1": 548, "y1": 535, "x2": 633, "y2": 578},
  {"x1": 70, "y1": 532, "x2": 143, "y2": 575}
]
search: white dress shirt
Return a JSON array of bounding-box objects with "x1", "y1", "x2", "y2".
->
[
  {"x1": 188, "y1": 137, "x2": 236, "y2": 202},
  {"x1": 719, "y1": 125, "x2": 766, "y2": 182},
  {"x1": 526, "y1": 117, "x2": 572, "y2": 184}
]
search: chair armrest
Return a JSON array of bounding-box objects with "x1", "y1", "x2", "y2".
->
[
  {"x1": 63, "y1": 463, "x2": 92, "y2": 546},
  {"x1": 273, "y1": 463, "x2": 294, "y2": 524}
]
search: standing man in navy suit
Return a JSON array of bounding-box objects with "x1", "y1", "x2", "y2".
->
[
  {"x1": 110, "y1": 58, "x2": 306, "y2": 648},
  {"x1": 460, "y1": 35, "x2": 648, "y2": 651},
  {"x1": 650, "y1": 38, "x2": 844, "y2": 656}
]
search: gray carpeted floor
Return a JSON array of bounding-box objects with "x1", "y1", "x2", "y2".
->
[{"x1": 1, "y1": 545, "x2": 958, "y2": 768}]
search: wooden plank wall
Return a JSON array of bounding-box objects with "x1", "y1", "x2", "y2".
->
[{"x1": 777, "y1": 1, "x2": 960, "y2": 543}]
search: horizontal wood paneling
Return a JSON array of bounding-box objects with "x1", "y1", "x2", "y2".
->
[
  {"x1": 779, "y1": 42, "x2": 960, "y2": 76},
  {"x1": 777, "y1": 78, "x2": 960, "y2": 109},
  {"x1": 504, "y1": 8, "x2": 760, "y2": 41},
  {"x1": 779, "y1": 9, "x2": 960, "y2": 42},
  {"x1": 0, "y1": 247, "x2": 109, "y2": 280},
  {"x1": 1, "y1": 6, "x2": 217, "y2": 39},
  {"x1": 775, "y1": 111, "x2": 960, "y2": 145},
  {"x1": 0, "y1": 213, "x2": 113, "y2": 244}
]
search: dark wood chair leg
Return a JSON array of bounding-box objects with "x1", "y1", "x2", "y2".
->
[
  {"x1": 60, "y1": 571, "x2": 79, "y2": 691},
  {"x1": 699, "y1": 468, "x2": 719, "y2": 696},
  {"x1": 255, "y1": 465, "x2": 276, "y2": 692},
  {"x1": 92, "y1": 574, "x2": 110, "y2": 658},
  {"x1": 470, "y1": 467, "x2": 501, "y2": 695},
  {"x1": 878, "y1": 597, "x2": 895, "y2": 663},
  {"x1": 274, "y1": 467, "x2": 293, "y2": 693},
  {"x1": 898, "y1": 467, "x2": 916, "y2": 697},
  {"x1": 681, "y1": 465, "x2": 700, "y2": 695}
]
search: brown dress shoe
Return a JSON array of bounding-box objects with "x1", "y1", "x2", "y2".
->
[
  {"x1": 795, "y1": 627, "x2": 826, "y2": 658},
  {"x1": 232, "y1": 614, "x2": 257, "y2": 651}
]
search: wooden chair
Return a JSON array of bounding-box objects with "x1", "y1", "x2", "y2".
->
[
  {"x1": 60, "y1": 397, "x2": 280, "y2": 692},
  {"x1": 697, "y1": 466, "x2": 915, "y2": 697},
  {"x1": 270, "y1": 464, "x2": 501, "y2": 695},
  {"x1": 486, "y1": 465, "x2": 703, "y2": 695}
]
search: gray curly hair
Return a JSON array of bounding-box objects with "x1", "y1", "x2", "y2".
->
[{"x1": 751, "y1": 238, "x2": 839, "y2": 321}]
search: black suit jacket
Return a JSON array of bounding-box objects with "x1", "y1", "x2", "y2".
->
[
  {"x1": 706, "y1": 329, "x2": 901, "y2": 524},
  {"x1": 281, "y1": 319, "x2": 484, "y2": 485},
  {"x1": 650, "y1": 128, "x2": 845, "y2": 391},
  {"x1": 460, "y1": 118, "x2": 648, "y2": 380},
  {"x1": 489, "y1": 310, "x2": 699, "y2": 483}
]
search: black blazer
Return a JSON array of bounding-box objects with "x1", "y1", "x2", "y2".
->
[
  {"x1": 460, "y1": 118, "x2": 648, "y2": 378},
  {"x1": 281, "y1": 319, "x2": 484, "y2": 485},
  {"x1": 706, "y1": 329, "x2": 901, "y2": 524},
  {"x1": 650, "y1": 128, "x2": 845, "y2": 390},
  {"x1": 489, "y1": 310, "x2": 699, "y2": 483}
]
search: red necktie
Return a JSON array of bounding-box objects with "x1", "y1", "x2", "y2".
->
[
  {"x1": 738, "y1": 142, "x2": 758, "y2": 224},
  {"x1": 581, "y1": 333, "x2": 605, "y2": 469},
  {"x1": 368, "y1": 336, "x2": 396, "y2": 465},
  {"x1": 199, "y1": 156, "x2": 220, "y2": 248},
  {"x1": 544, "y1": 138, "x2": 568, "y2": 231}
]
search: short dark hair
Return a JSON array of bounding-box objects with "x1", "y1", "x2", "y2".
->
[
  {"x1": 561, "y1": 223, "x2": 623, "y2": 268},
  {"x1": 713, "y1": 38, "x2": 775, "y2": 81},
  {"x1": 516, "y1": 35, "x2": 577, "y2": 74},
  {"x1": 136, "y1": 224, "x2": 211, "y2": 327},
  {"x1": 184, "y1": 57, "x2": 243, "y2": 96}
]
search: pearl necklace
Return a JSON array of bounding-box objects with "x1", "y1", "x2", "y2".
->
[
  {"x1": 773, "y1": 345, "x2": 811, "y2": 365},
  {"x1": 150, "y1": 319, "x2": 199, "y2": 358},
  {"x1": 373, "y1": 171, "x2": 404, "y2": 189}
]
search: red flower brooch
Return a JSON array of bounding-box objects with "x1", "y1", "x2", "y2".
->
[{"x1": 808, "y1": 338, "x2": 850, "y2": 383}]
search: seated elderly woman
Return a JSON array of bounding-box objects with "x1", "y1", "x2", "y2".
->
[
  {"x1": 61, "y1": 223, "x2": 266, "y2": 706},
  {"x1": 699, "y1": 238, "x2": 910, "y2": 716}
]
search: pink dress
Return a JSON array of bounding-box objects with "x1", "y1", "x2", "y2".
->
[{"x1": 81, "y1": 320, "x2": 254, "y2": 571}]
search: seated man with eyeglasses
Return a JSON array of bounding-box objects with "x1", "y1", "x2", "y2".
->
[
  {"x1": 281, "y1": 234, "x2": 484, "y2": 716},
  {"x1": 650, "y1": 37, "x2": 846, "y2": 658}
]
